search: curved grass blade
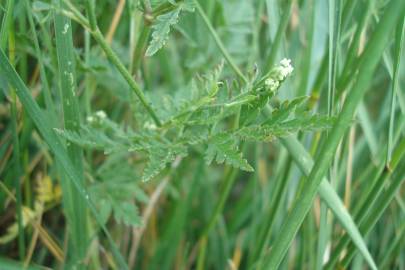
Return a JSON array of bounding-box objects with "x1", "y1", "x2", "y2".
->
[
  {"x1": 262, "y1": 0, "x2": 405, "y2": 268},
  {"x1": 280, "y1": 136, "x2": 377, "y2": 270}
]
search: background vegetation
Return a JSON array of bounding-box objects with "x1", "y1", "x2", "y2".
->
[{"x1": 0, "y1": 0, "x2": 404, "y2": 269}]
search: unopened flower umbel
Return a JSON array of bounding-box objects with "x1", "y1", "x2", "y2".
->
[
  {"x1": 265, "y1": 58, "x2": 294, "y2": 91},
  {"x1": 279, "y1": 58, "x2": 294, "y2": 78},
  {"x1": 87, "y1": 110, "x2": 107, "y2": 123}
]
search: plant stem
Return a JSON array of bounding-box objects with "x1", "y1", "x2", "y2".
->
[
  {"x1": 263, "y1": 0, "x2": 292, "y2": 72},
  {"x1": 194, "y1": 0, "x2": 248, "y2": 84},
  {"x1": 75, "y1": 0, "x2": 162, "y2": 126},
  {"x1": 91, "y1": 29, "x2": 162, "y2": 126}
]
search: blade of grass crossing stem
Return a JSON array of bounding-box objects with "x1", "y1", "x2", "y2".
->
[
  {"x1": 76, "y1": 0, "x2": 162, "y2": 126},
  {"x1": 194, "y1": 0, "x2": 248, "y2": 84},
  {"x1": 90, "y1": 28, "x2": 162, "y2": 126},
  {"x1": 297, "y1": 0, "x2": 315, "y2": 96},
  {"x1": 262, "y1": 1, "x2": 404, "y2": 268},
  {"x1": 24, "y1": 0, "x2": 56, "y2": 118},
  {"x1": 280, "y1": 137, "x2": 377, "y2": 270},
  {"x1": 0, "y1": 50, "x2": 129, "y2": 270},
  {"x1": 263, "y1": 0, "x2": 292, "y2": 72},
  {"x1": 387, "y1": 17, "x2": 405, "y2": 164},
  {"x1": 54, "y1": 6, "x2": 88, "y2": 267}
]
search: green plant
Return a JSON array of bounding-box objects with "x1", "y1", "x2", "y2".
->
[{"x1": 0, "y1": 0, "x2": 404, "y2": 269}]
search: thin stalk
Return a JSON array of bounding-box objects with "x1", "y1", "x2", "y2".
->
[
  {"x1": 387, "y1": 17, "x2": 404, "y2": 164},
  {"x1": 297, "y1": 0, "x2": 315, "y2": 96},
  {"x1": 105, "y1": 0, "x2": 126, "y2": 44},
  {"x1": 84, "y1": 30, "x2": 92, "y2": 116},
  {"x1": 24, "y1": 0, "x2": 56, "y2": 118},
  {"x1": 263, "y1": 0, "x2": 292, "y2": 72},
  {"x1": 84, "y1": 0, "x2": 97, "y2": 31},
  {"x1": 65, "y1": 0, "x2": 162, "y2": 126},
  {"x1": 131, "y1": 24, "x2": 151, "y2": 74},
  {"x1": 91, "y1": 28, "x2": 161, "y2": 126},
  {"x1": 317, "y1": 0, "x2": 342, "y2": 267},
  {"x1": 194, "y1": 0, "x2": 248, "y2": 84},
  {"x1": 337, "y1": 1, "x2": 372, "y2": 94},
  {"x1": 327, "y1": 0, "x2": 342, "y2": 116}
]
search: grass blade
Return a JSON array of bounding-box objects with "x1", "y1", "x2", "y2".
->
[
  {"x1": 53, "y1": 4, "x2": 88, "y2": 266},
  {"x1": 387, "y1": 17, "x2": 405, "y2": 163},
  {"x1": 280, "y1": 136, "x2": 377, "y2": 270},
  {"x1": 0, "y1": 50, "x2": 129, "y2": 270},
  {"x1": 262, "y1": 1, "x2": 404, "y2": 268}
]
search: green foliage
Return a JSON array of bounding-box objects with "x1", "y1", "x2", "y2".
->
[
  {"x1": 56, "y1": 61, "x2": 333, "y2": 181},
  {"x1": 146, "y1": 7, "x2": 181, "y2": 56},
  {"x1": 1, "y1": 0, "x2": 403, "y2": 269},
  {"x1": 90, "y1": 178, "x2": 144, "y2": 226},
  {"x1": 142, "y1": 142, "x2": 187, "y2": 181},
  {"x1": 146, "y1": 1, "x2": 195, "y2": 56},
  {"x1": 205, "y1": 132, "x2": 253, "y2": 172}
]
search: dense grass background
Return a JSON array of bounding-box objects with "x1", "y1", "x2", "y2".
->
[{"x1": 0, "y1": 0, "x2": 404, "y2": 269}]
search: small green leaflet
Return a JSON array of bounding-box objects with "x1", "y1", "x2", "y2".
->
[
  {"x1": 237, "y1": 115, "x2": 335, "y2": 141},
  {"x1": 113, "y1": 202, "x2": 141, "y2": 226},
  {"x1": 264, "y1": 96, "x2": 308, "y2": 125},
  {"x1": 146, "y1": 1, "x2": 195, "y2": 56},
  {"x1": 205, "y1": 133, "x2": 253, "y2": 172},
  {"x1": 90, "y1": 174, "x2": 148, "y2": 226},
  {"x1": 143, "y1": 144, "x2": 188, "y2": 181},
  {"x1": 146, "y1": 7, "x2": 181, "y2": 56}
]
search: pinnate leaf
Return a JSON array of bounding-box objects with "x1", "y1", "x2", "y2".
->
[
  {"x1": 143, "y1": 144, "x2": 188, "y2": 181},
  {"x1": 146, "y1": 7, "x2": 181, "y2": 56},
  {"x1": 205, "y1": 133, "x2": 253, "y2": 172}
]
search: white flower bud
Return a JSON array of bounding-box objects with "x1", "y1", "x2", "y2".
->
[
  {"x1": 265, "y1": 78, "x2": 280, "y2": 91},
  {"x1": 95, "y1": 110, "x2": 107, "y2": 119},
  {"x1": 86, "y1": 116, "x2": 94, "y2": 123},
  {"x1": 279, "y1": 58, "x2": 294, "y2": 79}
]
